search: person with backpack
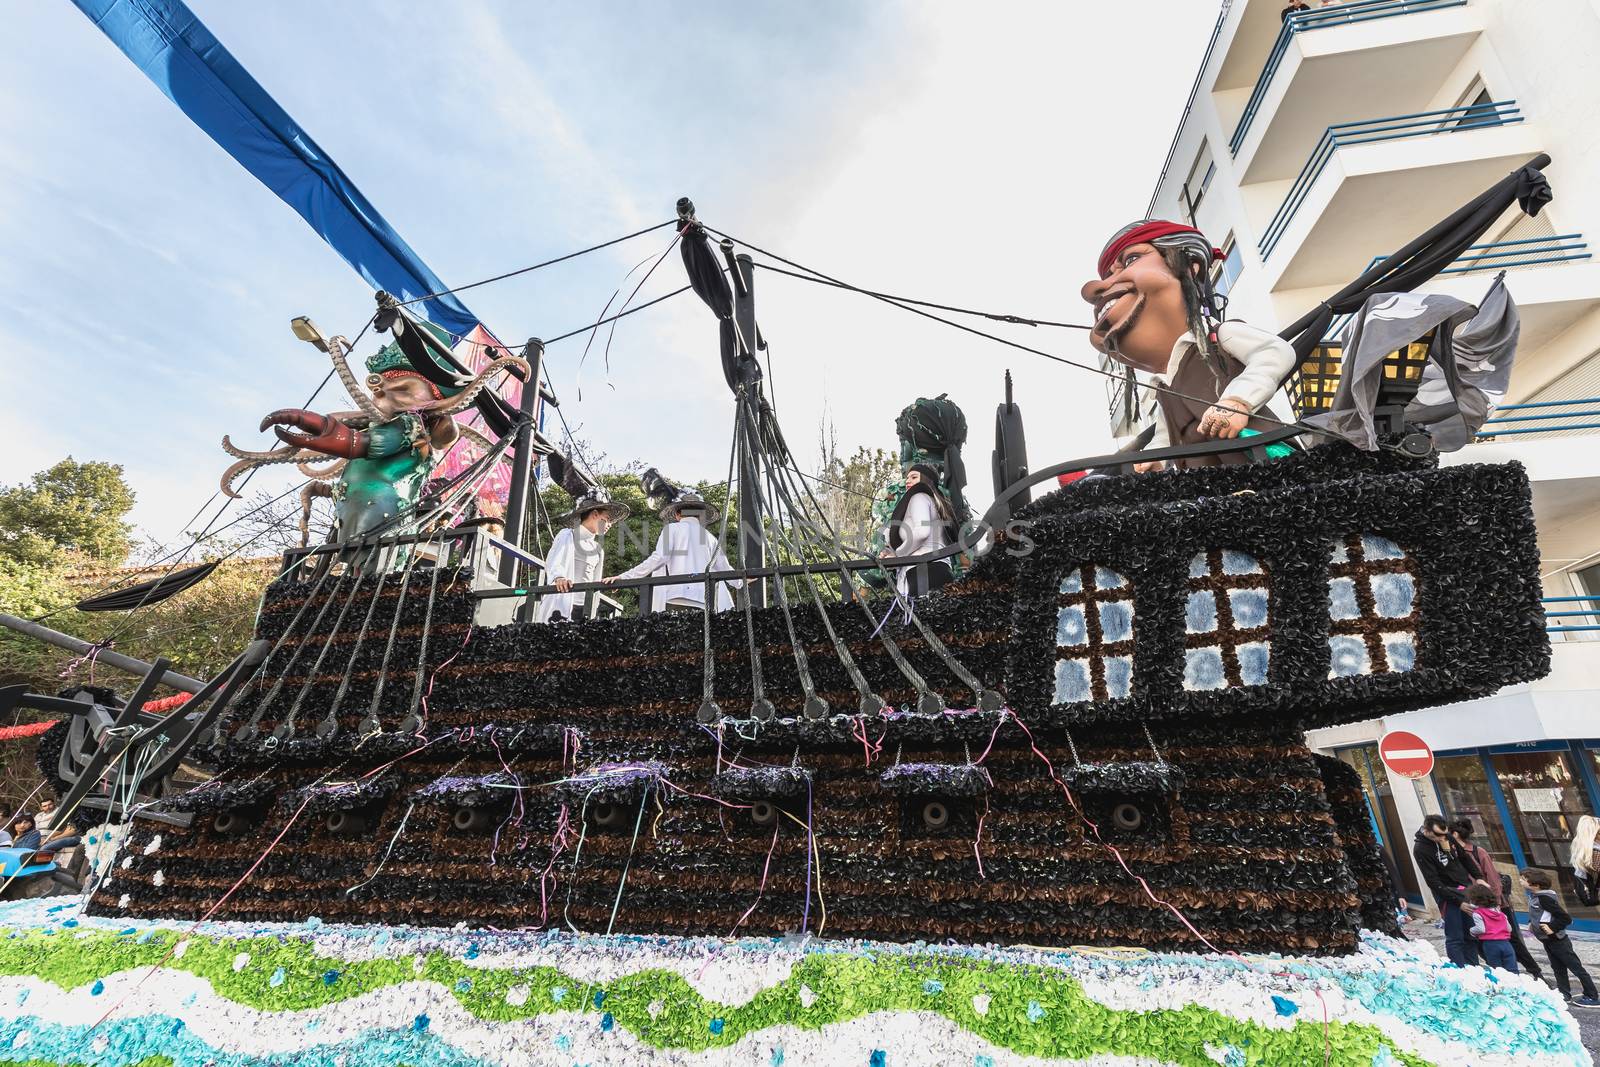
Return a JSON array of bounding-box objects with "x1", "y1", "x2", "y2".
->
[{"x1": 1520, "y1": 868, "x2": 1600, "y2": 1007}]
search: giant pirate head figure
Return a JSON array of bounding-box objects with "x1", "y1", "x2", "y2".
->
[
  {"x1": 1080, "y1": 221, "x2": 1294, "y2": 465},
  {"x1": 1082, "y1": 220, "x2": 1226, "y2": 377}
]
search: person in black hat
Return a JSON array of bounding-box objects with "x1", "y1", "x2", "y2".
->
[
  {"x1": 534, "y1": 492, "x2": 629, "y2": 623},
  {"x1": 608, "y1": 492, "x2": 741, "y2": 612}
]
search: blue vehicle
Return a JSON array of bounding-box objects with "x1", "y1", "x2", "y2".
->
[{"x1": 0, "y1": 846, "x2": 79, "y2": 900}]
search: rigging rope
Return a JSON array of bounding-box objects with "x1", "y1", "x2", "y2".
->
[
  {"x1": 392, "y1": 220, "x2": 676, "y2": 308},
  {"x1": 707, "y1": 225, "x2": 1312, "y2": 436}
]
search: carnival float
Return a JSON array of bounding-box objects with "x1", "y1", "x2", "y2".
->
[{"x1": 0, "y1": 2, "x2": 1589, "y2": 1065}]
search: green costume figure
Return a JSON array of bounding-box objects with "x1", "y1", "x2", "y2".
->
[
  {"x1": 865, "y1": 395, "x2": 971, "y2": 587},
  {"x1": 221, "y1": 314, "x2": 528, "y2": 545}
]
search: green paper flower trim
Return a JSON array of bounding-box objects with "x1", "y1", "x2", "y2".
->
[{"x1": 0, "y1": 929, "x2": 1434, "y2": 1067}]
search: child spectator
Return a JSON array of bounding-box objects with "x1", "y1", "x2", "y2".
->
[
  {"x1": 1521, "y1": 868, "x2": 1600, "y2": 1007},
  {"x1": 1466, "y1": 883, "x2": 1516, "y2": 973}
]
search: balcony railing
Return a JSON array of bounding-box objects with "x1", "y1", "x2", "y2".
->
[
  {"x1": 1545, "y1": 594, "x2": 1600, "y2": 637},
  {"x1": 1321, "y1": 234, "x2": 1590, "y2": 339},
  {"x1": 1476, "y1": 396, "x2": 1600, "y2": 439},
  {"x1": 1230, "y1": 0, "x2": 1469, "y2": 156},
  {"x1": 1258, "y1": 99, "x2": 1523, "y2": 261}
]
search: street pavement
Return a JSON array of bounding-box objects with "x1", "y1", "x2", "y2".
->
[{"x1": 1405, "y1": 917, "x2": 1600, "y2": 1058}]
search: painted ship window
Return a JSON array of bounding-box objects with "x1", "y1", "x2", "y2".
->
[
  {"x1": 1183, "y1": 550, "x2": 1271, "y2": 691},
  {"x1": 1327, "y1": 534, "x2": 1419, "y2": 678},
  {"x1": 1054, "y1": 565, "x2": 1134, "y2": 703}
]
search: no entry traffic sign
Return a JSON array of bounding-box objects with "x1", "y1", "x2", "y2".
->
[{"x1": 1379, "y1": 730, "x2": 1434, "y2": 779}]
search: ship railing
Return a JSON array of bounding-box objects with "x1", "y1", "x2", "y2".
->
[
  {"x1": 279, "y1": 526, "x2": 626, "y2": 620},
  {"x1": 477, "y1": 423, "x2": 1324, "y2": 615}
]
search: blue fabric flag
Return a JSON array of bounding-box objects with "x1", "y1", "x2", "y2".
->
[{"x1": 71, "y1": 0, "x2": 480, "y2": 337}]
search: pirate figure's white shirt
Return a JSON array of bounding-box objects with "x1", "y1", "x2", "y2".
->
[
  {"x1": 535, "y1": 525, "x2": 608, "y2": 623},
  {"x1": 1144, "y1": 321, "x2": 1296, "y2": 451}
]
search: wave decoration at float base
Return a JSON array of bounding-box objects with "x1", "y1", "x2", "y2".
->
[{"x1": 0, "y1": 899, "x2": 1586, "y2": 1067}]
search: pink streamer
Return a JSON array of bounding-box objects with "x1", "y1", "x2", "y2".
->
[
  {"x1": 729, "y1": 822, "x2": 782, "y2": 937},
  {"x1": 1007, "y1": 711, "x2": 1225, "y2": 955}
]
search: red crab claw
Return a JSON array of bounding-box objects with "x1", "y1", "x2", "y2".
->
[{"x1": 260, "y1": 409, "x2": 367, "y2": 460}]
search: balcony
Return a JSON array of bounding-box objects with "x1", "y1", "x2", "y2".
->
[
  {"x1": 1546, "y1": 595, "x2": 1600, "y2": 640},
  {"x1": 1227, "y1": 0, "x2": 1480, "y2": 183},
  {"x1": 1255, "y1": 101, "x2": 1542, "y2": 289},
  {"x1": 1321, "y1": 234, "x2": 1598, "y2": 351}
]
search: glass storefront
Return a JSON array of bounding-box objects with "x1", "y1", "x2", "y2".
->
[
  {"x1": 1491, "y1": 748, "x2": 1597, "y2": 921},
  {"x1": 1433, "y1": 754, "x2": 1523, "y2": 904},
  {"x1": 1430, "y1": 743, "x2": 1600, "y2": 924},
  {"x1": 1336, "y1": 743, "x2": 1420, "y2": 897}
]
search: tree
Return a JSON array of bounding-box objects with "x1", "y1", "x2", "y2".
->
[{"x1": 0, "y1": 458, "x2": 135, "y2": 567}]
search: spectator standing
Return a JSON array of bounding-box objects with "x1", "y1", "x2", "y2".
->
[
  {"x1": 1570, "y1": 814, "x2": 1600, "y2": 907},
  {"x1": 1282, "y1": 2, "x2": 1311, "y2": 21},
  {"x1": 1521, "y1": 868, "x2": 1600, "y2": 1007},
  {"x1": 1412, "y1": 814, "x2": 1480, "y2": 964}
]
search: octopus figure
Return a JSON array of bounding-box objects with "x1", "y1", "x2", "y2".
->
[{"x1": 221, "y1": 319, "x2": 527, "y2": 544}]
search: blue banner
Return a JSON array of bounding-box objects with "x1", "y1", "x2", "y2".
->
[{"x1": 71, "y1": 0, "x2": 480, "y2": 337}]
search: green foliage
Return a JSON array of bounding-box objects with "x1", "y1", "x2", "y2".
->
[{"x1": 0, "y1": 458, "x2": 135, "y2": 567}]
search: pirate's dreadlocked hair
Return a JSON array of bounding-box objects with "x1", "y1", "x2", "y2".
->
[{"x1": 1160, "y1": 246, "x2": 1231, "y2": 392}]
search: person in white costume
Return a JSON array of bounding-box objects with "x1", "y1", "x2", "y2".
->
[
  {"x1": 607, "y1": 492, "x2": 742, "y2": 612},
  {"x1": 879, "y1": 464, "x2": 958, "y2": 598},
  {"x1": 534, "y1": 492, "x2": 630, "y2": 624}
]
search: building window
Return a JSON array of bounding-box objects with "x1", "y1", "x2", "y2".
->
[
  {"x1": 1450, "y1": 81, "x2": 1495, "y2": 129},
  {"x1": 1183, "y1": 550, "x2": 1270, "y2": 690},
  {"x1": 1183, "y1": 142, "x2": 1216, "y2": 222},
  {"x1": 1054, "y1": 565, "x2": 1134, "y2": 703},
  {"x1": 1211, "y1": 236, "x2": 1244, "y2": 298},
  {"x1": 1327, "y1": 534, "x2": 1418, "y2": 678}
]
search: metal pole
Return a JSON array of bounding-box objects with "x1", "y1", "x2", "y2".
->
[
  {"x1": 726, "y1": 249, "x2": 767, "y2": 608},
  {"x1": 498, "y1": 338, "x2": 545, "y2": 597},
  {"x1": 0, "y1": 614, "x2": 205, "y2": 693}
]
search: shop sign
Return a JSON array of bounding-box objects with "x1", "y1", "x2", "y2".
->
[{"x1": 1513, "y1": 787, "x2": 1566, "y2": 813}]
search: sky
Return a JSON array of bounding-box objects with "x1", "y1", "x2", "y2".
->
[{"x1": 0, "y1": 0, "x2": 1218, "y2": 545}]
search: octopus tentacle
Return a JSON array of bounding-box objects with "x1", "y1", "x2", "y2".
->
[
  {"x1": 220, "y1": 436, "x2": 303, "y2": 462},
  {"x1": 456, "y1": 425, "x2": 500, "y2": 455},
  {"x1": 297, "y1": 458, "x2": 348, "y2": 480},
  {"x1": 299, "y1": 482, "x2": 335, "y2": 548},
  {"x1": 324, "y1": 334, "x2": 385, "y2": 422},
  {"x1": 220, "y1": 449, "x2": 319, "y2": 499},
  {"x1": 419, "y1": 355, "x2": 531, "y2": 417}
]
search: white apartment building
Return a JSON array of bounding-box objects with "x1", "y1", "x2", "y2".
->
[{"x1": 1132, "y1": 0, "x2": 1600, "y2": 924}]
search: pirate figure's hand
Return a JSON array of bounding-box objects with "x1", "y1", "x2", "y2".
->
[
  {"x1": 1199, "y1": 397, "x2": 1250, "y2": 439},
  {"x1": 553, "y1": 577, "x2": 573, "y2": 593},
  {"x1": 261, "y1": 409, "x2": 368, "y2": 459}
]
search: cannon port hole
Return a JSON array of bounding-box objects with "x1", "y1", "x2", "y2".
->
[
  {"x1": 1110, "y1": 802, "x2": 1144, "y2": 832},
  {"x1": 751, "y1": 800, "x2": 778, "y2": 826},
  {"x1": 922, "y1": 800, "x2": 950, "y2": 831},
  {"x1": 590, "y1": 802, "x2": 629, "y2": 830},
  {"x1": 327, "y1": 810, "x2": 369, "y2": 837},
  {"x1": 212, "y1": 810, "x2": 255, "y2": 836},
  {"x1": 453, "y1": 807, "x2": 495, "y2": 833}
]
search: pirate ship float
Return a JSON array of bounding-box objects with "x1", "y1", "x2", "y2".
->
[{"x1": 5, "y1": 160, "x2": 1556, "y2": 959}]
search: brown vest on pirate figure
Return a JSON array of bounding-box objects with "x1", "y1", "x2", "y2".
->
[{"x1": 1156, "y1": 335, "x2": 1285, "y2": 468}]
